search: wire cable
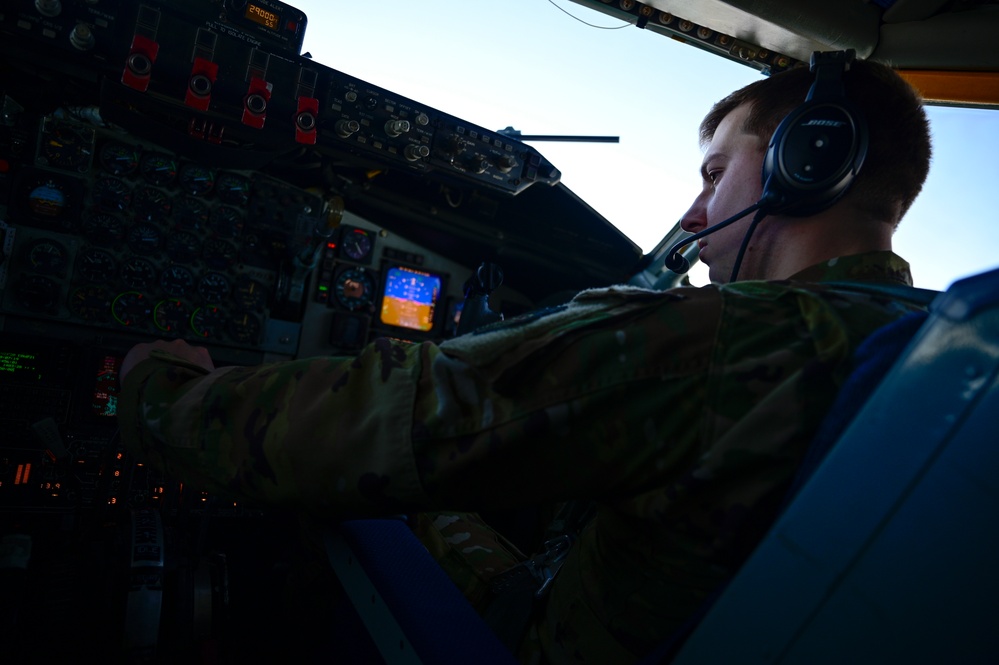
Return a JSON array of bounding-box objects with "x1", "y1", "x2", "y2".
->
[{"x1": 546, "y1": 0, "x2": 632, "y2": 30}]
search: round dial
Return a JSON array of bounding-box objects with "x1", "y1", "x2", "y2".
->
[
  {"x1": 26, "y1": 177, "x2": 71, "y2": 221},
  {"x1": 16, "y1": 275, "x2": 60, "y2": 311},
  {"x1": 153, "y1": 299, "x2": 189, "y2": 334},
  {"x1": 341, "y1": 228, "x2": 373, "y2": 262},
  {"x1": 166, "y1": 231, "x2": 201, "y2": 263},
  {"x1": 178, "y1": 164, "x2": 215, "y2": 196},
  {"x1": 140, "y1": 153, "x2": 177, "y2": 186},
  {"x1": 127, "y1": 222, "x2": 162, "y2": 254},
  {"x1": 111, "y1": 291, "x2": 152, "y2": 327},
  {"x1": 191, "y1": 305, "x2": 225, "y2": 338},
  {"x1": 92, "y1": 176, "x2": 131, "y2": 212},
  {"x1": 334, "y1": 268, "x2": 375, "y2": 311},
  {"x1": 26, "y1": 238, "x2": 69, "y2": 275},
  {"x1": 77, "y1": 247, "x2": 117, "y2": 283},
  {"x1": 197, "y1": 272, "x2": 231, "y2": 302},
  {"x1": 133, "y1": 186, "x2": 172, "y2": 222},
  {"x1": 82, "y1": 212, "x2": 125, "y2": 246},
  {"x1": 203, "y1": 238, "x2": 238, "y2": 269},
  {"x1": 174, "y1": 196, "x2": 210, "y2": 231},
  {"x1": 159, "y1": 265, "x2": 195, "y2": 297},
  {"x1": 68, "y1": 285, "x2": 113, "y2": 322},
  {"x1": 119, "y1": 257, "x2": 156, "y2": 290},
  {"x1": 215, "y1": 172, "x2": 251, "y2": 206},
  {"x1": 234, "y1": 276, "x2": 268, "y2": 310},
  {"x1": 227, "y1": 311, "x2": 261, "y2": 345},
  {"x1": 40, "y1": 122, "x2": 93, "y2": 170},
  {"x1": 209, "y1": 206, "x2": 244, "y2": 238},
  {"x1": 99, "y1": 142, "x2": 140, "y2": 176}
]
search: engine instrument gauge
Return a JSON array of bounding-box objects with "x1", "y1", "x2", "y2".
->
[
  {"x1": 153, "y1": 299, "x2": 189, "y2": 334},
  {"x1": 234, "y1": 276, "x2": 268, "y2": 310},
  {"x1": 215, "y1": 172, "x2": 251, "y2": 206},
  {"x1": 227, "y1": 311, "x2": 261, "y2": 345},
  {"x1": 191, "y1": 305, "x2": 225, "y2": 338},
  {"x1": 16, "y1": 274, "x2": 60, "y2": 311},
  {"x1": 119, "y1": 257, "x2": 156, "y2": 290},
  {"x1": 92, "y1": 176, "x2": 131, "y2": 212},
  {"x1": 166, "y1": 231, "x2": 201, "y2": 263},
  {"x1": 178, "y1": 164, "x2": 215, "y2": 196},
  {"x1": 203, "y1": 238, "x2": 238, "y2": 269},
  {"x1": 197, "y1": 272, "x2": 231, "y2": 302},
  {"x1": 340, "y1": 227, "x2": 374, "y2": 263},
  {"x1": 26, "y1": 238, "x2": 70, "y2": 275},
  {"x1": 68, "y1": 285, "x2": 113, "y2": 322},
  {"x1": 77, "y1": 248, "x2": 117, "y2": 283},
  {"x1": 111, "y1": 291, "x2": 152, "y2": 327},
  {"x1": 99, "y1": 142, "x2": 140, "y2": 176},
  {"x1": 174, "y1": 196, "x2": 210, "y2": 231},
  {"x1": 82, "y1": 212, "x2": 125, "y2": 246},
  {"x1": 140, "y1": 153, "x2": 177, "y2": 186},
  {"x1": 133, "y1": 186, "x2": 172, "y2": 222},
  {"x1": 127, "y1": 222, "x2": 162, "y2": 254},
  {"x1": 209, "y1": 206, "x2": 244, "y2": 238},
  {"x1": 159, "y1": 265, "x2": 195, "y2": 297},
  {"x1": 334, "y1": 267, "x2": 375, "y2": 311}
]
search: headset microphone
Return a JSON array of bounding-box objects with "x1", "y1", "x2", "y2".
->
[{"x1": 663, "y1": 201, "x2": 766, "y2": 274}]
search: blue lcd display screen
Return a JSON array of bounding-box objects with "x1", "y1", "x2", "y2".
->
[{"x1": 379, "y1": 265, "x2": 441, "y2": 332}]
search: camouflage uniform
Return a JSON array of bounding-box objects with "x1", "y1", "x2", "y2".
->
[{"x1": 119, "y1": 251, "x2": 920, "y2": 664}]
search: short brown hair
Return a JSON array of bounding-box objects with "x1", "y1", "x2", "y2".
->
[{"x1": 700, "y1": 58, "x2": 931, "y2": 225}]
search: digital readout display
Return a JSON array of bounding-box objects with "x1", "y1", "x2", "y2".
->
[
  {"x1": 380, "y1": 266, "x2": 441, "y2": 332},
  {"x1": 93, "y1": 354, "x2": 121, "y2": 417},
  {"x1": 0, "y1": 350, "x2": 43, "y2": 382},
  {"x1": 245, "y1": 3, "x2": 280, "y2": 30}
]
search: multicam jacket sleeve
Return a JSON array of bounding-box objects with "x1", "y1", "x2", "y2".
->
[{"x1": 118, "y1": 251, "x2": 920, "y2": 663}]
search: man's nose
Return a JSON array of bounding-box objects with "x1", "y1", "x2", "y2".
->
[{"x1": 680, "y1": 195, "x2": 707, "y2": 233}]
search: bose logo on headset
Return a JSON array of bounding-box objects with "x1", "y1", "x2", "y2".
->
[{"x1": 761, "y1": 49, "x2": 869, "y2": 216}]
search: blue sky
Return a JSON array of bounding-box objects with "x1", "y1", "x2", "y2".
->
[{"x1": 291, "y1": 0, "x2": 999, "y2": 291}]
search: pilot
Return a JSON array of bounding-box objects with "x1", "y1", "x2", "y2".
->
[{"x1": 118, "y1": 56, "x2": 931, "y2": 663}]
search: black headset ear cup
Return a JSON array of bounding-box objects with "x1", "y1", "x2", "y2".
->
[{"x1": 760, "y1": 53, "x2": 869, "y2": 217}]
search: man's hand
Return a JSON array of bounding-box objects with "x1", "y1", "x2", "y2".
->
[{"x1": 120, "y1": 339, "x2": 215, "y2": 385}]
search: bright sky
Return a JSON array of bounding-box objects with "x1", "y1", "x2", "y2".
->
[{"x1": 291, "y1": 0, "x2": 999, "y2": 291}]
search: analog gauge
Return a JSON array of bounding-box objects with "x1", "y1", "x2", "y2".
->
[
  {"x1": 174, "y1": 196, "x2": 210, "y2": 231},
  {"x1": 26, "y1": 177, "x2": 71, "y2": 220},
  {"x1": 82, "y1": 212, "x2": 125, "y2": 246},
  {"x1": 159, "y1": 264, "x2": 195, "y2": 297},
  {"x1": 133, "y1": 186, "x2": 172, "y2": 222},
  {"x1": 334, "y1": 267, "x2": 375, "y2": 311},
  {"x1": 111, "y1": 291, "x2": 152, "y2": 327},
  {"x1": 340, "y1": 228, "x2": 374, "y2": 262},
  {"x1": 191, "y1": 305, "x2": 225, "y2": 339},
  {"x1": 166, "y1": 231, "x2": 201, "y2": 263},
  {"x1": 234, "y1": 276, "x2": 268, "y2": 310},
  {"x1": 92, "y1": 176, "x2": 131, "y2": 212},
  {"x1": 16, "y1": 274, "x2": 60, "y2": 311},
  {"x1": 209, "y1": 206, "x2": 244, "y2": 238},
  {"x1": 26, "y1": 238, "x2": 69, "y2": 275},
  {"x1": 127, "y1": 222, "x2": 162, "y2": 254},
  {"x1": 99, "y1": 142, "x2": 140, "y2": 176},
  {"x1": 203, "y1": 238, "x2": 238, "y2": 269},
  {"x1": 68, "y1": 285, "x2": 113, "y2": 322},
  {"x1": 140, "y1": 153, "x2": 177, "y2": 186},
  {"x1": 178, "y1": 164, "x2": 215, "y2": 196},
  {"x1": 215, "y1": 172, "x2": 251, "y2": 206},
  {"x1": 39, "y1": 121, "x2": 94, "y2": 171},
  {"x1": 153, "y1": 299, "x2": 189, "y2": 334},
  {"x1": 119, "y1": 257, "x2": 156, "y2": 290},
  {"x1": 77, "y1": 248, "x2": 117, "y2": 283},
  {"x1": 197, "y1": 272, "x2": 230, "y2": 302},
  {"x1": 227, "y1": 311, "x2": 261, "y2": 345}
]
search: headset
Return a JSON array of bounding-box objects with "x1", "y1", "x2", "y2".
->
[
  {"x1": 761, "y1": 48, "x2": 869, "y2": 216},
  {"x1": 663, "y1": 49, "x2": 869, "y2": 278}
]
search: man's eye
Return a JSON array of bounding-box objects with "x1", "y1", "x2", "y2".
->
[{"x1": 707, "y1": 170, "x2": 721, "y2": 184}]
